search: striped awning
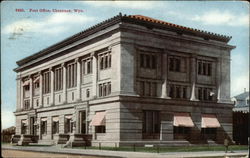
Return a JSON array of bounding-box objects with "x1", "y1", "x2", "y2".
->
[
  {"x1": 90, "y1": 111, "x2": 106, "y2": 126},
  {"x1": 201, "y1": 114, "x2": 220, "y2": 128},
  {"x1": 173, "y1": 113, "x2": 194, "y2": 127}
]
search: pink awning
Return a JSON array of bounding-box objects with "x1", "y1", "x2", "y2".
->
[
  {"x1": 90, "y1": 111, "x2": 106, "y2": 126},
  {"x1": 201, "y1": 114, "x2": 220, "y2": 128},
  {"x1": 173, "y1": 113, "x2": 194, "y2": 127},
  {"x1": 33, "y1": 77, "x2": 40, "y2": 83},
  {"x1": 22, "y1": 80, "x2": 30, "y2": 86}
]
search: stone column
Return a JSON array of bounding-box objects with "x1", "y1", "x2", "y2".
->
[
  {"x1": 190, "y1": 55, "x2": 198, "y2": 101},
  {"x1": 16, "y1": 75, "x2": 21, "y2": 111},
  {"x1": 39, "y1": 72, "x2": 43, "y2": 107},
  {"x1": 161, "y1": 53, "x2": 170, "y2": 99},
  {"x1": 62, "y1": 64, "x2": 67, "y2": 103},
  {"x1": 20, "y1": 79, "x2": 24, "y2": 110},
  {"x1": 76, "y1": 58, "x2": 81, "y2": 101},
  {"x1": 91, "y1": 52, "x2": 98, "y2": 98},
  {"x1": 29, "y1": 76, "x2": 33, "y2": 109},
  {"x1": 50, "y1": 68, "x2": 54, "y2": 106},
  {"x1": 216, "y1": 57, "x2": 221, "y2": 102}
]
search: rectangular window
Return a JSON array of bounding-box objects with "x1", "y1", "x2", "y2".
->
[
  {"x1": 197, "y1": 60, "x2": 212, "y2": 76},
  {"x1": 169, "y1": 85, "x2": 188, "y2": 99},
  {"x1": 99, "y1": 82, "x2": 111, "y2": 97},
  {"x1": 86, "y1": 89, "x2": 90, "y2": 98},
  {"x1": 54, "y1": 67, "x2": 63, "y2": 91},
  {"x1": 198, "y1": 87, "x2": 213, "y2": 101},
  {"x1": 174, "y1": 126, "x2": 191, "y2": 139},
  {"x1": 52, "y1": 119, "x2": 59, "y2": 134},
  {"x1": 99, "y1": 52, "x2": 111, "y2": 70},
  {"x1": 139, "y1": 81, "x2": 158, "y2": 97},
  {"x1": 72, "y1": 92, "x2": 74, "y2": 101},
  {"x1": 169, "y1": 57, "x2": 181, "y2": 72},
  {"x1": 81, "y1": 58, "x2": 93, "y2": 75},
  {"x1": 41, "y1": 120, "x2": 47, "y2": 135},
  {"x1": 142, "y1": 111, "x2": 160, "y2": 139},
  {"x1": 95, "y1": 126, "x2": 106, "y2": 133},
  {"x1": 21, "y1": 120, "x2": 27, "y2": 134},
  {"x1": 201, "y1": 128, "x2": 217, "y2": 140},
  {"x1": 64, "y1": 116, "x2": 73, "y2": 133},
  {"x1": 42, "y1": 71, "x2": 51, "y2": 94},
  {"x1": 140, "y1": 53, "x2": 157, "y2": 69},
  {"x1": 66, "y1": 62, "x2": 77, "y2": 88}
]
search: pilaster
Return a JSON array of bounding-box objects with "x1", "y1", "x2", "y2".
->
[
  {"x1": 76, "y1": 58, "x2": 81, "y2": 101},
  {"x1": 29, "y1": 76, "x2": 33, "y2": 109},
  {"x1": 190, "y1": 55, "x2": 198, "y2": 101},
  {"x1": 39, "y1": 72, "x2": 43, "y2": 107},
  {"x1": 62, "y1": 63, "x2": 67, "y2": 103},
  {"x1": 50, "y1": 68, "x2": 54, "y2": 106}
]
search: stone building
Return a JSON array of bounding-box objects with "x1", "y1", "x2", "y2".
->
[{"x1": 13, "y1": 14, "x2": 235, "y2": 146}]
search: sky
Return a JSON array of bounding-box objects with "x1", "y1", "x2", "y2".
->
[{"x1": 1, "y1": 1, "x2": 249, "y2": 129}]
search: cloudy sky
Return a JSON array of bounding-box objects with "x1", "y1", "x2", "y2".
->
[{"x1": 1, "y1": 1, "x2": 249, "y2": 129}]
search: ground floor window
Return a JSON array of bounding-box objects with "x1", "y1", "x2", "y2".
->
[
  {"x1": 52, "y1": 116, "x2": 59, "y2": 134},
  {"x1": 21, "y1": 120, "x2": 27, "y2": 134},
  {"x1": 142, "y1": 110, "x2": 160, "y2": 139},
  {"x1": 65, "y1": 115, "x2": 73, "y2": 133},
  {"x1": 95, "y1": 126, "x2": 105, "y2": 133},
  {"x1": 41, "y1": 120, "x2": 47, "y2": 135},
  {"x1": 201, "y1": 128, "x2": 217, "y2": 140},
  {"x1": 174, "y1": 126, "x2": 191, "y2": 139}
]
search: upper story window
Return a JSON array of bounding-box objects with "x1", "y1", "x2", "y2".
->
[
  {"x1": 99, "y1": 52, "x2": 111, "y2": 70},
  {"x1": 54, "y1": 67, "x2": 63, "y2": 91},
  {"x1": 81, "y1": 57, "x2": 92, "y2": 75},
  {"x1": 198, "y1": 87, "x2": 213, "y2": 101},
  {"x1": 246, "y1": 99, "x2": 249, "y2": 105},
  {"x1": 169, "y1": 84, "x2": 187, "y2": 99},
  {"x1": 169, "y1": 57, "x2": 181, "y2": 72},
  {"x1": 140, "y1": 53, "x2": 157, "y2": 69},
  {"x1": 139, "y1": 81, "x2": 157, "y2": 97},
  {"x1": 66, "y1": 62, "x2": 77, "y2": 88},
  {"x1": 99, "y1": 82, "x2": 111, "y2": 97},
  {"x1": 42, "y1": 71, "x2": 51, "y2": 94},
  {"x1": 198, "y1": 60, "x2": 212, "y2": 76}
]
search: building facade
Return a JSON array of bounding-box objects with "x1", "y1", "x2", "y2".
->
[{"x1": 14, "y1": 14, "x2": 235, "y2": 146}]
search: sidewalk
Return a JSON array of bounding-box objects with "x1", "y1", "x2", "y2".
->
[{"x1": 2, "y1": 144, "x2": 249, "y2": 158}]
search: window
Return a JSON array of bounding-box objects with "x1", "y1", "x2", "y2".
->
[
  {"x1": 24, "y1": 100, "x2": 30, "y2": 110},
  {"x1": 95, "y1": 126, "x2": 105, "y2": 133},
  {"x1": 197, "y1": 60, "x2": 212, "y2": 76},
  {"x1": 34, "y1": 82, "x2": 39, "y2": 89},
  {"x1": 198, "y1": 87, "x2": 213, "y2": 101},
  {"x1": 99, "y1": 52, "x2": 111, "y2": 70},
  {"x1": 42, "y1": 71, "x2": 51, "y2": 94},
  {"x1": 59, "y1": 95, "x2": 61, "y2": 103},
  {"x1": 139, "y1": 81, "x2": 158, "y2": 97},
  {"x1": 174, "y1": 127, "x2": 191, "y2": 139},
  {"x1": 99, "y1": 82, "x2": 111, "y2": 97},
  {"x1": 142, "y1": 111, "x2": 160, "y2": 139},
  {"x1": 81, "y1": 58, "x2": 93, "y2": 75},
  {"x1": 64, "y1": 116, "x2": 73, "y2": 133},
  {"x1": 41, "y1": 120, "x2": 47, "y2": 135},
  {"x1": 86, "y1": 89, "x2": 90, "y2": 98},
  {"x1": 21, "y1": 120, "x2": 27, "y2": 134},
  {"x1": 201, "y1": 128, "x2": 217, "y2": 140},
  {"x1": 72, "y1": 92, "x2": 74, "y2": 100},
  {"x1": 246, "y1": 99, "x2": 249, "y2": 105},
  {"x1": 52, "y1": 117, "x2": 59, "y2": 134},
  {"x1": 140, "y1": 53, "x2": 157, "y2": 69},
  {"x1": 169, "y1": 57, "x2": 181, "y2": 72},
  {"x1": 54, "y1": 67, "x2": 63, "y2": 91},
  {"x1": 36, "y1": 99, "x2": 39, "y2": 107},
  {"x1": 47, "y1": 97, "x2": 49, "y2": 105},
  {"x1": 66, "y1": 62, "x2": 77, "y2": 88},
  {"x1": 24, "y1": 85, "x2": 30, "y2": 91},
  {"x1": 169, "y1": 85, "x2": 188, "y2": 99}
]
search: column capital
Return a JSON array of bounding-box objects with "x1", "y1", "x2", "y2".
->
[
  {"x1": 61, "y1": 63, "x2": 67, "y2": 67},
  {"x1": 75, "y1": 57, "x2": 81, "y2": 63},
  {"x1": 90, "y1": 52, "x2": 97, "y2": 57}
]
